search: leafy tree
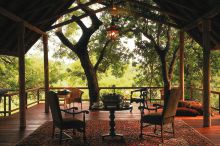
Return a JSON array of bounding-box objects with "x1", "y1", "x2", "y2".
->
[
  {"x1": 56, "y1": 5, "x2": 104, "y2": 106},
  {"x1": 55, "y1": 3, "x2": 132, "y2": 106},
  {"x1": 0, "y1": 56, "x2": 18, "y2": 89},
  {"x1": 122, "y1": 17, "x2": 180, "y2": 100}
]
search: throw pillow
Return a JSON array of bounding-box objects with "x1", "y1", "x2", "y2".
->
[{"x1": 176, "y1": 107, "x2": 200, "y2": 117}]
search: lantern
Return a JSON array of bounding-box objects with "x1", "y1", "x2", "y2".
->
[{"x1": 106, "y1": 19, "x2": 119, "y2": 40}]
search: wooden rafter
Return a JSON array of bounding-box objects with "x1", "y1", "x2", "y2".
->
[
  {"x1": 127, "y1": 8, "x2": 180, "y2": 28},
  {"x1": 49, "y1": 2, "x2": 179, "y2": 30},
  {"x1": 213, "y1": 43, "x2": 220, "y2": 50},
  {"x1": 159, "y1": 0, "x2": 198, "y2": 13},
  {"x1": 129, "y1": 0, "x2": 188, "y2": 21},
  {"x1": 0, "y1": 6, "x2": 47, "y2": 36},
  {"x1": 183, "y1": 6, "x2": 220, "y2": 31},
  {"x1": 24, "y1": 3, "x2": 56, "y2": 15}
]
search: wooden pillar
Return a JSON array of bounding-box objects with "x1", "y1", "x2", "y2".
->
[
  {"x1": 18, "y1": 22, "x2": 26, "y2": 129},
  {"x1": 179, "y1": 30, "x2": 185, "y2": 100},
  {"x1": 202, "y1": 19, "x2": 211, "y2": 127},
  {"x1": 43, "y1": 35, "x2": 49, "y2": 113}
]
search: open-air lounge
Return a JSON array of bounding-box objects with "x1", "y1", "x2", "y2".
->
[{"x1": 1, "y1": 0, "x2": 220, "y2": 145}]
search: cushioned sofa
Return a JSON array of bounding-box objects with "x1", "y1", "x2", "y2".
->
[{"x1": 176, "y1": 101, "x2": 204, "y2": 116}]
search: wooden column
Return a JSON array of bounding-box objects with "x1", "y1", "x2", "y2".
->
[
  {"x1": 43, "y1": 35, "x2": 49, "y2": 113},
  {"x1": 179, "y1": 30, "x2": 185, "y2": 100},
  {"x1": 202, "y1": 19, "x2": 211, "y2": 127},
  {"x1": 18, "y1": 22, "x2": 26, "y2": 129}
]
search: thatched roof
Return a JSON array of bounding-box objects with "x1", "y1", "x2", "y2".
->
[
  {"x1": 0, "y1": 0, "x2": 74, "y2": 56},
  {"x1": 0, "y1": 0, "x2": 220, "y2": 57},
  {"x1": 155, "y1": 0, "x2": 220, "y2": 50}
]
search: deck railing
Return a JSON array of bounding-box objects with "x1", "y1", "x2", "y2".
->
[
  {"x1": 0, "y1": 88, "x2": 42, "y2": 116},
  {"x1": 0, "y1": 86, "x2": 220, "y2": 117},
  {"x1": 187, "y1": 87, "x2": 220, "y2": 114}
]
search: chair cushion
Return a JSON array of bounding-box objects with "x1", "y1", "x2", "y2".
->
[
  {"x1": 178, "y1": 101, "x2": 191, "y2": 108},
  {"x1": 61, "y1": 117, "x2": 84, "y2": 129},
  {"x1": 176, "y1": 107, "x2": 200, "y2": 116},
  {"x1": 142, "y1": 112, "x2": 163, "y2": 125}
]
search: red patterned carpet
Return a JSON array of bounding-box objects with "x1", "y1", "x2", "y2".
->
[{"x1": 16, "y1": 120, "x2": 214, "y2": 146}]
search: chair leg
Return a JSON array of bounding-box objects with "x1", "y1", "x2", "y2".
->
[
  {"x1": 52, "y1": 124, "x2": 55, "y2": 138},
  {"x1": 83, "y1": 126, "x2": 86, "y2": 142},
  {"x1": 139, "y1": 121, "x2": 143, "y2": 138},
  {"x1": 154, "y1": 125, "x2": 157, "y2": 134},
  {"x1": 161, "y1": 124, "x2": 164, "y2": 143},
  {"x1": 72, "y1": 129, "x2": 76, "y2": 136},
  {"x1": 172, "y1": 121, "x2": 175, "y2": 136},
  {"x1": 59, "y1": 129, "x2": 62, "y2": 144}
]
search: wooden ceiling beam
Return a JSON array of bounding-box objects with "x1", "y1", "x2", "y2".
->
[
  {"x1": 183, "y1": 6, "x2": 220, "y2": 31},
  {"x1": 129, "y1": 0, "x2": 188, "y2": 21},
  {"x1": 212, "y1": 43, "x2": 220, "y2": 50},
  {"x1": 38, "y1": 0, "x2": 98, "y2": 25},
  {"x1": 160, "y1": 0, "x2": 198, "y2": 13},
  {"x1": 0, "y1": 7, "x2": 47, "y2": 36},
  {"x1": 49, "y1": 4, "x2": 179, "y2": 31},
  {"x1": 0, "y1": 50, "x2": 18, "y2": 57},
  {"x1": 24, "y1": 3, "x2": 56, "y2": 15},
  {"x1": 129, "y1": 8, "x2": 180, "y2": 28}
]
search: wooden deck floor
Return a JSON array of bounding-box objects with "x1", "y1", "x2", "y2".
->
[{"x1": 0, "y1": 102, "x2": 220, "y2": 146}]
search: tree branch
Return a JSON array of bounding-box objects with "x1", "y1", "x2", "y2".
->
[
  {"x1": 94, "y1": 39, "x2": 111, "y2": 72},
  {"x1": 168, "y1": 45, "x2": 180, "y2": 80},
  {"x1": 79, "y1": 3, "x2": 102, "y2": 30},
  {"x1": 165, "y1": 26, "x2": 171, "y2": 54},
  {"x1": 0, "y1": 57, "x2": 15, "y2": 64},
  {"x1": 157, "y1": 23, "x2": 162, "y2": 45},
  {"x1": 71, "y1": 15, "x2": 88, "y2": 32},
  {"x1": 142, "y1": 31, "x2": 161, "y2": 55},
  {"x1": 55, "y1": 31, "x2": 77, "y2": 52}
]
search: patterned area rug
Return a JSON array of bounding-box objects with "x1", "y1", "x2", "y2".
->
[{"x1": 16, "y1": 120, "x2": 214, "y2": 146}]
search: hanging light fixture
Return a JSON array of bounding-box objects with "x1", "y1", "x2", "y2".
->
[
  {"x1": 106, "y1": 0, "x2": 119, "y2": 40},
  {"x1": 106, "y1": 18, "x2": 119, "y2": 40}
]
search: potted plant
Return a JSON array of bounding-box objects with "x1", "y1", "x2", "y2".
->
[{"x1": 101, "y1": 93, "x2": 123, "y2": 108}]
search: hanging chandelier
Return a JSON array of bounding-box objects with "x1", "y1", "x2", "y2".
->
[
  {"x1": 106, "y1": 18, "x2": 119, "y2": 40},
  {"x1": 106, "y1": 0, "x2": 119, "y2": 40}
]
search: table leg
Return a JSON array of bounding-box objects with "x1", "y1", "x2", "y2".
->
[{"x1": 102, "y1": 110, "x2": 123, "y2": 140}]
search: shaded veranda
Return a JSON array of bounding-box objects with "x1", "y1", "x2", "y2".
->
[{"x1": 1, "y1": 0, "x2": 220, "y2": 145}]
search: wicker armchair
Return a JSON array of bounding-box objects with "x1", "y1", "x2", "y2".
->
[{"x1": 65, "y1": 88, "x2": 83, "y2": 109}]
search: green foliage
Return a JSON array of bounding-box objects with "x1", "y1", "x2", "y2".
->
[
  {"x1": 65, "y1": 60, "x2": 87, "y2": 86},
  {"x1": 0, "y1": 56, "x2": 18, "y2": 89}
]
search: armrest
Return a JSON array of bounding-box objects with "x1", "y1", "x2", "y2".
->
[
  {"x1": 66, "y1": 106, "x2": 78, "y2": 110},
  {"x1": 61, "y1": 109, "x2": 89, "y2": 115},
  {"x1": 138, "y1": 105, "x2": 158, "y2": 111},
  {"x1": 131, "y1": 88, "x2": 147, "y2": 94}
]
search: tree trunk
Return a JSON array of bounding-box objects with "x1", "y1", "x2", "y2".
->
[
  {"x1": 159, "y1": 53, "x2": 171, "y2": 103},
  {"x1": 78, "y1": 51, "x2": 99, "y2": 107}
]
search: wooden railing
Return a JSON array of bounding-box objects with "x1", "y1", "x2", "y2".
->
[
  {"x1": 187, "y1": 87, "x2": 220, "y2": 114},
  {"x1": 0, "y1": 88, "x2": 42, "y2": 116},
  {"x1": 0, "y1": 86, "x2": 163, "y2": 117},
  {"x1": 0, "y1": 86, "x2": 219, "y2": 117}
]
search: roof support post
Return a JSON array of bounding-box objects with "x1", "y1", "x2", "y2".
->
[
  {"x1": 202, "y1": 19, "x2": 211, "y2": 127},
  {"x1": 17, "y1": 22, "x2": 26, "y2": 129},
  {"x1": 43, "y1": 35, "x2": 49, "y2": 113},
  {"x1": 179, "y1": 30, "x2": 185, "y2": 101}
]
